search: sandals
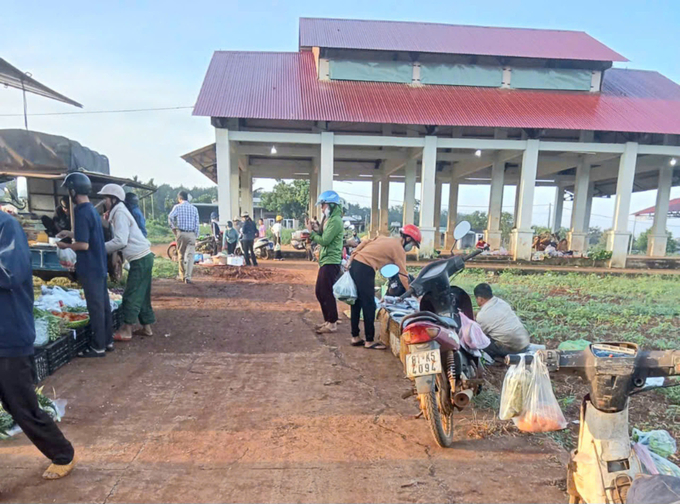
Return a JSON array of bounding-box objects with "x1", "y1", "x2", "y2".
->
[
  {"x1": 113, "y1": 333, "x2": 132, "y2": 342},
  {"x1": 42, "y1": 457, "x2": 76, "y2": 480},
  {"x1": 351, "y1": 337, "x2": 364, "y2": 347},
  {"x1": 364, "y1": 341, "x2": 387, "y2": 350},
  {"x1": 77, "y1": 347, "x2": 105, "y2": 358}
]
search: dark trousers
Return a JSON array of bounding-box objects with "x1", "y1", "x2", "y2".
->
[
  {"x1": 485, "y1": 340, "x2": 529, "y2": 360},
  {"x1": 274, "y1": 236, "x2": 283, "y2": 260},
  {"x1": 350, "y1": 261, "x2": 377, "y2": 341},
  {"x1": 242, "y1": 240, "x2": 258, "y2": 266},
  {"x1": 0, "y1": 356, "x2": 74, "y2": 464},
  {"x1": 81, "y1": 274, "x2": 112, "y2": 351},
  {"x1": 226, "y1": 242, "x2": 237, "y2": 255},
  {"x1": 316, "y1": 264, "x2": 341, "y2": 323}
]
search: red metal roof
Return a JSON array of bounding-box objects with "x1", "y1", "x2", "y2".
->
[
  {"x1": 634, "y1": 198, "x2": 680, "y2": 216},
  {"x1": 299, "y1": 18, "x2": 628, "y2": 62},
  {"x1": 193, "y1": 51, "x2": 680, "y2": 135}
]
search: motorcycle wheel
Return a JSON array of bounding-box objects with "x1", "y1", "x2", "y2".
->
[
  {"x1": 420, "y1": 379, "x2": 454, "y2": 448},
  {"x1": 167, "y1": 244, "x2": 178, "y2": 262}
]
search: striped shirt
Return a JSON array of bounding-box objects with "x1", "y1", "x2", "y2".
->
[{"x1": 168, "y1": 201, "x2": 199, "y2": 235}]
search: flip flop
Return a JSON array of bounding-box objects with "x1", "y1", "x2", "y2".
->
[
  {"x1": 364, "y1": 341, "x2": 387, "y2": 350},
  {"x1": 113, "y1": 333, "x2": 132, "y2": 342},
  {"x1": 351, "y1": 337, "x2": 364, "y2": 346},
  {"x1": 42, "y1": 457, "x2": 76, "y2": 480},
  {"x1": 77, "y1": 347, "x2": 105, "y2": 358}
]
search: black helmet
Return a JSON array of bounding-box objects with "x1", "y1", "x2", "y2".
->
[
  {"x1": 210, "y1": 211, "x2": 218, "y2": 221},
  {"x1": 125, "y1": 192, "x2": 139, "y2": 206},
  {"x1": 62, "y1": 172, "x2": 92, "y2": 196}
]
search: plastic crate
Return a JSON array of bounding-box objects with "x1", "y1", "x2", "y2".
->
[
  {"x1": 33, "y1": 348, "x2": 50, "y2": 383},
  {"x1": 46, "y1": 335, "x2": 74, "y2": 374},
  {"x1": 73, "y1": 326, "x2": 91, "y2": 355},
  {"x1": 112, "y1": 308, "x2": 122, "y2": 331}
]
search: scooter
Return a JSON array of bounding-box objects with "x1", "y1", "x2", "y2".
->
[
  {"x1": 291, "y1": 229, "x2": 317, "y2": 261},
  {"x1": 253, "y1": 237, "x2": 274, "y2": 260},
  {"x1": 382, "y1": 221, "x2": 486, "y2": 447},
  {"x1": 506, "y1": 344, "x2": 680, "y2": 504}
]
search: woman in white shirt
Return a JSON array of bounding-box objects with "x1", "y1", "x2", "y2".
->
[{"x1": 98, "y1": 184, "x2": 155, "y2": 342}]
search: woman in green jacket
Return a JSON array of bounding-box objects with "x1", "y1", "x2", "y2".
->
[{"x1": 307, "y1": 190, "x2": 344, "y2": 334}]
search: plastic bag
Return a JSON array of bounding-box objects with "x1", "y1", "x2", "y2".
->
[
  {"x1": 499, "y1": 355, "x2": 530, "y2": 420},
  {"x1": 34, "y1": 318, "x2": 50, "y2": 347},
  {"x1": 513, "y1": 353, "x2": 567, "y2": 432},
  {"x1": 333, "y1": 271, "x2": 357, "y2": 305},
  {"x1": 632, "y1": 428, "x2": 677, "y2": 458},
  {"x1": 558, "y1": 339, "x2": 591, "y2": 351},
  {"x1": 56, "y1": 247, "x2": 77, "y2": 269},
  {"x1": 459, "y1": 313, "x2": 490, "y2": 350},
  {"x1": 648, "y1": 451, "x2": 680, "y2": 478},
  {"x1": 634, "y1": 443, "x2": 660, "y2": 475}
]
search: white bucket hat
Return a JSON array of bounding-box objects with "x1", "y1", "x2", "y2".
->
[{"x1": 97, "y1": 183, "x2": 126, "y2": 202}]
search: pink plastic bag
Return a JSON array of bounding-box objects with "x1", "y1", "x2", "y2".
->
[{"x1": 459, "y1": 313, "x2": 490, "y2": 350}]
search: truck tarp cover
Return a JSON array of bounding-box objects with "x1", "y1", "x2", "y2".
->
[{"x1": 0, "y1": 129, "x2": 109, "y2": 174}]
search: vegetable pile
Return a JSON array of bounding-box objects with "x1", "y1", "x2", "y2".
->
[{"x1": 0, "y1": 387, "x2": 62, "y2": 439}]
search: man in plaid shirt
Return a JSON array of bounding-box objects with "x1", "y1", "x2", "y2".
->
[{"x1": 168, "y1": 191, "x2": 200, "y2": 283}]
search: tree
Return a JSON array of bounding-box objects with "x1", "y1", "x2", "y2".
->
[
  {"x1": 457, "y1": 211, "x2": 488, "y2": 231},
  {"x1": 588, "y1": 227, "x2": 603, "y2": 246},
  {"x1": 259, "y1": 179, "x2": 310, "y2": 220},
  {"x1": 635, "y1": 228, "x2": 678, "y2": 254}
]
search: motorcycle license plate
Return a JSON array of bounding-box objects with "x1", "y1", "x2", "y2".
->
[{"x1": 406, "y1": 350, "x2": 442, "y2": 378}]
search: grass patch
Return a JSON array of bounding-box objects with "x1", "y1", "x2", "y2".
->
[
  {"x1": 147, "y1": 221, "x2": 175, "y2": 245},
  {"x1": 152, "y1": 257, "x2": 178, "y2": 279}
]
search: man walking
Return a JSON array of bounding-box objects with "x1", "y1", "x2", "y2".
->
[
  {"x1": 57, "y1": 173, "x2": 112, "y2": 357},
  {"x1": 240, "y1": 212, "x2": 258, "y2": 267},
  {"x1": 168, "y1": 191, "x2": 199, "y2": 284},
  {"x1": 1, "y1": 209, "x2": 76, "y2": 480}
]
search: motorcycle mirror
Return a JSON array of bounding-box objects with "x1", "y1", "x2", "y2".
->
[
  {"x1": 453, "y1": 221, "x2": 471, "y2": 241},
  {"x1": 343, "y1": 221, "x2": 350, "y2": 229},
  {"x1": 380, "y1": 264, "x2": 400, "y2": 278}
]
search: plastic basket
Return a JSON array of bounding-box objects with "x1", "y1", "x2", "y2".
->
[
  {"x1": 33, "y1": 348, "x2": 50, "y2": 383},
  {"x1": 46, "y1": 335, "x2": 74, "y2": 374},
  {"x1": 73, "y1": 326, "x2": 91, "y2": 355},
  {"x1": 112, "y1": 308, "x2": 122, "y2": 331}
]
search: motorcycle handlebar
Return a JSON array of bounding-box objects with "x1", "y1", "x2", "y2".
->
[
  {"x1": 398, "y1": 288, "x2": 414, "y2": 301},
  {"x1": 463, "y1": 249, "x2": 484, "y2": 261}
]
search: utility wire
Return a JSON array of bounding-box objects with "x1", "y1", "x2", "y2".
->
[{"x1": 0, "y1": 106, "x2": 194, "y2": 117}]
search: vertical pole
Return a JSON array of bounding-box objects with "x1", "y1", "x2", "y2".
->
[
  {"x1": 308, "y1": 171, "x2": 318, "y2": 219},
  {"x1": 445, "y1": 177, "x2": 459, "y2": 249},
  {"x1": 485, "y1": 152, "x2": 505, "y2": 249},
  {"x1": 567, "y1": 157, "x2": 591, "y2": 253},
  {"x1": 403, "y1": 157, "x2": 417, "y2": 226},
  {"x1": 379, "y1": 172, "x2": 390, "y2": 236},
  {"x1": 419, "y1": 136, "x2": 438, "y2": 250},
  {"x1": 370, "y1": 178, "x2": 380, "y2": 237},
  {"x1": 433, "y1": 178, "x2": 443, "y2": 247},
  {"x1": 511, "y1": 139, "x2": 539, "y2": 260},
  {"x1": 215, "y1": 128, "x2": 232, "y2": 228},
  {"x1": 606, "y1": 142, "x2": 639, "y2": 268}
]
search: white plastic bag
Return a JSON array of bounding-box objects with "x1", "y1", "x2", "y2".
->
[
  {"x1": 333, "y1": 271, "x2": 357, "y2": 305},
  {"x1": 499, "y1": 355, "x2": 530, "y2": 420},
  {"x1": 459, "y1": 313, "x2": 490, "y2": 350},
  {"x1": 56, "y1": 247, "x2": 77, "y2": 269},
  {"x1": 34, "y1": 319, "x2": 50, "y2": 347},
  {"x1": 513, "y1": 353, "x2": 567, "y2": 432}
]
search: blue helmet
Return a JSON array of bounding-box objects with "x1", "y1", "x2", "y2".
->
[{"x1": 316, "y1": 190, "x2": 341, "y2": 206}]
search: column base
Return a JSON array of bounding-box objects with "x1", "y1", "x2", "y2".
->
[
  {"x1": 647, "y1": 234, "x2": 668, "y2": 258},
  {"x1": 511, "y1": 229, "x2": 533, "y2": 261},
  {"x1": 418, "y1": 227, "x2": 437, "y2": 257},
  {"x1": 567, "y1": 231, "x2": 588, "y2": 254},
  {"x1": 484, "y1": 230, "x2": 502, "y2": 250},
  {"x1": 605, "y1": 231, "x2": 631, "y2": 268}
]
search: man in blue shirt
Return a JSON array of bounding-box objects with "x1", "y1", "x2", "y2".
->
[
  {"x1": 57, "y1": 172, "x2": 112, "y2": 357},
  {"x1": 0, "y1": 209, "x2": 75, "y2": 479},
  {"x1": 168, "y1": 191, "x2": 199, "y2": 283}
]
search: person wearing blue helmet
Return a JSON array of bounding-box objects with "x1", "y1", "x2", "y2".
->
[{"x1": 306, "y1": 190, "x2": 344, "y2": 334}]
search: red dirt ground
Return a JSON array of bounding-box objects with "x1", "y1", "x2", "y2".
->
[{"x1": 0, "y1": 260, "x2": 567, "y2": 503}]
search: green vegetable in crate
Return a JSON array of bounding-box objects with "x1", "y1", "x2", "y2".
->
[{"x1": 0, "y1": 409, "x2": 14, "y2": 439}]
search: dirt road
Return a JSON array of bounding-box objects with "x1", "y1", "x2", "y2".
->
[{"x1": 1, "y1": 261, "x2": 566, "y2": 503}]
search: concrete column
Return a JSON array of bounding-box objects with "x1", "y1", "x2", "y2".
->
[
  {"x1": 584, "y1": 182, "x2": 594, "y2": 231},
  {"x1": 606, "y1": 142, "x2": 639, "y2": 268},
  {"x1": 215, "y1": 128, "x2": 240, "y2": 224},
  {"x1": 308, "y1": 169, "x2": 318, "y2": 219},
  {"x1": 648, "y1": 166, "x2": 673, "y2": 257},
  {"x1": 379, "y1": 173, "x2": 390, "y2": 236},
  {"x1": 445, "y1": 178, "x2": 459, "y2": 249},
  {"x1": 568, "y1": 157, "x2": 591, "y2": 253},
  {"x1": 319, "y1": 132, "x2": 334, "y2": 194},
  {"x1": 240, "y1": 165, "x2": 253, "y2": 217},
  {"x1": 432, "y1": 178, "x2": 443, "y2": 247},
  {"x1": 552, "y1": 185, "x2": 564, "y2": 232},
  {"x1": 513, "y1": 184, "x2": 521, "y2": 226},
  {"x1": 511, "y1": 139, "x2": 539, "y2": 261},
  {"x1": 485, "y1": 152, "x2": 504, "y2": 249},
  {"x1": 419, "y1": 136, "x2": 438, "y2": 250},
  {"x1": 370, "y1": 178, "x2": 380, "y2": 237},
  {"x1": 403, "y1": 158, "x2": 417, "y2": 226}
]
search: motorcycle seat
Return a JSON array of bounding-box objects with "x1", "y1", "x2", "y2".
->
[{"x1": 401, "y1": 311, "x2": 459, "y2": 331}]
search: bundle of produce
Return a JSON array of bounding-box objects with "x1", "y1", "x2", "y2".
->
[
  {"x1": 0, "y1": 387, "x2": 64, "y2": 439},
  {"x1": 47, "y1": 277, "x2": 80, "y2": 289},
  {"x1": 33, "y1": 308, "x2": 64, "y2": 345},
  {"x1": 50, "y1": 310, "x2": 89, "y2": 328}
]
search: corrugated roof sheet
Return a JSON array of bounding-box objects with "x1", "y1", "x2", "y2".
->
[
  {"x1": 634, "y1": 198, "x2": 680, "y2": 216},
  {"x1": 299, "y1": 18, "x2": 628, "y2": 62},
  {"x1": 193, "y1": 51, "x2": 680, "y2": 135}
]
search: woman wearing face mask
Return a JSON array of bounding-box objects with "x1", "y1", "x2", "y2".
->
[
  {"x1": 307, "y1": 191, "x2": 344, "y2": 334},
  {"x1": 98, "y1": 184, "x2": 155, "y2": 343},
  {"x1": 346, "y1": 224, "x2": 421, "y2": 349}
]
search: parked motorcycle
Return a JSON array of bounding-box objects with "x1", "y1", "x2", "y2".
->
[
  {"x1": 381, "y1": 221, "x2": 485, "y2": 447},
  {"x1": 253, "y1": 237, "x2": 274, "y2": 260},
  {"x1": 291, "y1": 229, "x2": 317, "y2": 261},
  {"x1": 167, "y1": 234, "x2": 219, "y2": 261}
]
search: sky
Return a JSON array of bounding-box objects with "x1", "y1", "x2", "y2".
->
[{"x1": 1, "y1": 0, "x2": 679, "y2": 235}]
